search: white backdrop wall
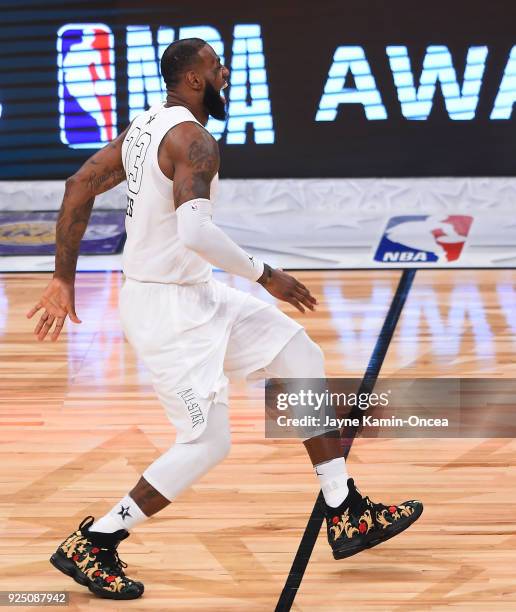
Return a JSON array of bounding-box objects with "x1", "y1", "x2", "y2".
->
[{"x1": 1, "y1": 178, "x2": 515, "y2": 269}]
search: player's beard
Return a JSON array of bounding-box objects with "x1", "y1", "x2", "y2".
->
[{"x1": 203, "y1": 81, "x2": 227, "y2": 121}]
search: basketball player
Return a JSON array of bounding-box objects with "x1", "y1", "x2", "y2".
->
[{"x1": 27, "y1": 39, "x2": 422, "y2": 600}]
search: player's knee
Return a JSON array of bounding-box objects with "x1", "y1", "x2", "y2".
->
[
  {"x1": 297, "y1": 332, "x2": 325, "y2": 376},
  {"x1": 206, "y1": 430, "x2": 231, "y2": 467},
  {"x1": 307, "y1": 336, "x2": 324, "y2": 367},
  {"x1": 218, "y1": 430, "x2": 232, "y2": 462},
  {"x1": 200, "y1": 413, "x2": 232, "y2": 465},
  {"x1": 271, "y1": 330, "x2": 325, "y2": 378}
]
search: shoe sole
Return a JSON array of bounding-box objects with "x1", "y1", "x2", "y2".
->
[
  {"x1": 49, "y1": 550, "x2": 144, "y2": 600},
  {"x1": 332, "y1": 504, "x2": 424, "y2": 560}
]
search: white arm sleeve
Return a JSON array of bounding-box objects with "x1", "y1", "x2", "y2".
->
[{"x1": 176, "y1": 198, "x2": 264, "y2": 281}]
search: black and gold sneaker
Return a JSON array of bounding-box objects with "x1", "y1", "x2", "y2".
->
[
  {"x1": 325, "y1": 478, "x2": 423, "y2": 560},
  {"x1": 50, "y1": 516, "x2": 144, "y2": 599}
]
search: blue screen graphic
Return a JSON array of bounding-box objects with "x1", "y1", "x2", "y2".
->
[{"x1": 1, "y1": 0, "x2": 516, "y2": 179}]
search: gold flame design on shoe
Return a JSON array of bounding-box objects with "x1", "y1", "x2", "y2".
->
[
  {"x1": 60, "y1": 531, "x2": 84, "y2": 557},
  {"x1": 330, "y1": 508, "x2": 373, "y2": 540},
  {"x1": 377, "y1": 503, "x2": 415, "y2": 528},
  {"x1": 57, "y1": 528, "x2": 131, "y2": 593}
]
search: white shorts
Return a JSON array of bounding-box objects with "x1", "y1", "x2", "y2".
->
[{"x1": 119, "y1": 277, "x2": 302, "y2": 442}]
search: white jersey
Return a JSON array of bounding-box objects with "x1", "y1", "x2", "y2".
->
[{"x1": 121, "y1": 104, "x2": 218, "y2": 284}]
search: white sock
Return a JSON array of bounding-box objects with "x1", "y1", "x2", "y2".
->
[
  {"x1": 90, "y1": 495, "x2": 148, "y2": 533},
  {"x1": 315, "y1": 457, "x2": 350, "y2": 508}
]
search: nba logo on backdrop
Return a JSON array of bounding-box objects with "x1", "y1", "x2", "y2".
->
[
  {"x1": 57, "y1": 24, "x2": 117, "y2": 148},
  {"x1": 374, "y1": 215, "x2": 473, "y2": 263}
]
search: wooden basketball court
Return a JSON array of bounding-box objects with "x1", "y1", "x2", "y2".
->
[{"x1": 0, "y1": 269, "x2": 515, "y2": 610}]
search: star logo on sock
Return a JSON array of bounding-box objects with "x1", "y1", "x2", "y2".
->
[{"x1": 117, "y1": 505, "x2": 132, "y2": 520}]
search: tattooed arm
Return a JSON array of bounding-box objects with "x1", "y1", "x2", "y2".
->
[
  {"x1": 26, "y1": 128, "x2": 129, "y2": 341},
  {"x1": 55, "y1": 127, "x2": 129, "y2": 280},
  {"x1": 157, "y1": 120, "x2": 219, "y2": 205}
]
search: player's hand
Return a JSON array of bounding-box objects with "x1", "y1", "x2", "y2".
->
[
  {"x1": 262, "y1": 268, "x2": 317, "y2": 313},
  {"x1": 26, "y1": 276, "x2": 81, "y2": 342}
]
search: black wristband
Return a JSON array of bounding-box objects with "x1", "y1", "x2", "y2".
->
[{"x1": 257, "y1": 262, "x2": 273, "y2": 286}]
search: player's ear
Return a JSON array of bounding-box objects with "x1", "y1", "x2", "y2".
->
[{"x1": 185, "y1": 70, "x2": 202, "y2": 91}]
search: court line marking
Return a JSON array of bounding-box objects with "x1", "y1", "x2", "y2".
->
[{"x1": 275, "y1": 269, "x2": 417, "y2": 612}]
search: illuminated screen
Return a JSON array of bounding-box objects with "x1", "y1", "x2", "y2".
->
[{"x1": 1, "y1": 0, "x2": 516, "y2": 179}]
